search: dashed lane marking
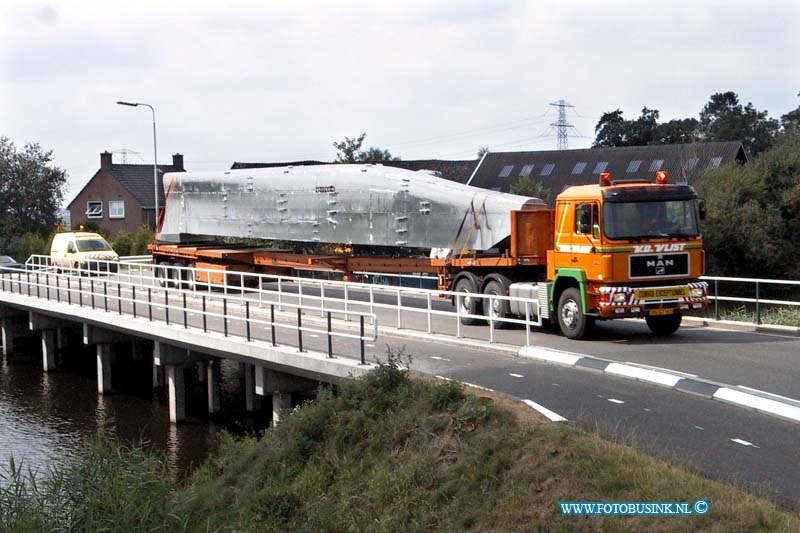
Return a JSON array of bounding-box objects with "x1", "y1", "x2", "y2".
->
[
  {"x1": 523, "y1": 399, "x2": 567, "y2": 422},
  {"x1": 729, "y1": 438, "x2": 760, "y2": 448},
  {"x1": 509, "y1": 373, "x2": 525, "y2": 378},
  {"x1": 430, "y1": 356, "x2": 450, "y2": 361},
  {"x1": 694, "y1": 426, "x2": 705, "y2": 430},
  {"x1": 607, "y1": 398, "x2": 625, "y2": 404}
]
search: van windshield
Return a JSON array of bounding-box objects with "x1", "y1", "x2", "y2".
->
[{"x1": 75, "y1": 239, "x2": 113, "y2": 252}]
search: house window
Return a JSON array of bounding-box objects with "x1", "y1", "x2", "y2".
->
[
  {"x1": 86, "y1": 201, "x2": 103, "y2": 219},
  {"x1": 648, "y1": 159, "x2": 664, "y2": 172},
  {"x1": 519, "y1": 164, "x2": 534, "y2": 177},
  {"x1": 593, "y1": 161, "x2": 608, "y2": 174},
  {"x1": 685, "y1": 157, "x2": 699, "y2": 170},
  {"x1": 708, "y1": 156, "x2": 723, "y2": 170},
  {"x1": 540, "y1": 163, "x2": 555, "y2": 176},
  {"x1": 571, "y1": 162, "x2": 587, "y2": 175},
  {"x1": 499, "y1": 165, "x2": 514, "y2": 178},
  {"x1": 626, "y1": 160, "x2": 642, "y2": 173},
  {"x1": 109, "y1": 200, "x2": 125, "y2": 219}
]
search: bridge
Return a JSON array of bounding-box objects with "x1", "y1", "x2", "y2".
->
[{"x1": 0, "y1": 258, "x2": 377, "y2": 424}]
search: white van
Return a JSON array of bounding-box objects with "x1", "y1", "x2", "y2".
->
[{"x1": 50, "y1": 231, "x2": 119, "y2": 273}]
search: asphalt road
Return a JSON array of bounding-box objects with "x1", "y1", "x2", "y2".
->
[{"x1": 3, "y1": 271, "x2": 799, "y2": 507}]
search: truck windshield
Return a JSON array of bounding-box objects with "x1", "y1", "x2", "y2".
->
[
  {"x1": 603, "y1": 200, "x2": 699, "y2": 240},
  {"x1": 76, "y1": 239, "x2": 113, "y2": 252}
]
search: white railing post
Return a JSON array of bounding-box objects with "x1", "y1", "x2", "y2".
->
[
  {"x1": 488, "y1": 296, "x2": 495, "y2": 343},
  {"x1": 426, "y1": 291, "x2": 432, "y2": 334},
  {"x1": 456, "y1": 294, "x2": 462, "y2": 338},
  {"x1": 525, "y1": 300, "x2": 531, "y2": 347},
  {"x1": 369, "y1": 285, "x2": 374, "y2": 325},
  {"x1": 396, "y1": 288, "x2": 402, "y2": 330},
  {"x1": 344, "y1": 284, "x2": 350, "y2": 322},
  {"x1": 320, "y1": 282, "x2": 326, "y2": 317}
]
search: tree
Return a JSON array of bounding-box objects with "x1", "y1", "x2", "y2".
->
[
  {"x1": 697, "y1": 132, "x2": 800, "y2": 278},
  {"x1": 0, "y1": 137, "x2": 66, "y2": 254},
  {"x1": 699, "y1": 91, "x2": 779, "y2": 156},
  {"x1": 333, "y1": 133, "x2": 399, "y2": 163},
  {"x1": 509, "y1": 175, "x2": 551, "y2": 203},
  {"x1": 780, "y1": 92, "x2": 800, "y2": 135},
  {"x1": 652, "y1": 118, "x2": 700, "y2": 145},
  {"x1": 593, "y1": 109, "x2": 628, "y2": 147}
]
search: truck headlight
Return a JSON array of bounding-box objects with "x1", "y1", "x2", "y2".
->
[
  {"x1": 612, "y1": 293, "x2": 627, "y2": 303},
  {"x1": 690, "y1": 287, "x2": 705, "y2": 298}
]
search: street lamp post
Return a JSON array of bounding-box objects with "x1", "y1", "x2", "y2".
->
[{"x1": 116, "y1": 101, "x2": 160, "y2": 225}]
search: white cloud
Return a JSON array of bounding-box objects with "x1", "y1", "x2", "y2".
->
[{"x1": 1, "y1": 0, "x2": 797, "y2": 204}]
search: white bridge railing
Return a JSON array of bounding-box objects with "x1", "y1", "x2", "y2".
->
[
  {"x1": 3, "y1": 258, "x2": 379, "y2": 363},
  {"x1": 19, "y1": 255, "x2": 544, "y2": 347}
]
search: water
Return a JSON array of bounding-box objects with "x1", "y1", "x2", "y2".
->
[{"x1": 0, "y1": 332, "x2": 271, "y2": 483}]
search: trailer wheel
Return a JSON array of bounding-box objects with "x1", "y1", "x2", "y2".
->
[
  {"x1": 454, "y1": 276, "x2": 483, "y2": 325},
  {"x1": 645, "y1": 313, "x2": 682, "y2": 336},
  {"x1": 483, "y1": 279, "x2": 512, "y2": 329},
  {"x1": 185, "y1": 264, "x2": 197, "y2": 291},
  {"x1": 168, "y1": 262, "x2": 185, "y2": 289},
  {"x1": 156, "y1": 261, "x2": 169, "y2": 287},
  {"x1": 557, "y1": 287, "x2": 593, "y2": 339}
]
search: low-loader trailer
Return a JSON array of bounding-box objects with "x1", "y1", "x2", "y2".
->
[{"x1": 150, "y1": 164, "x2": 708, "y2": 339}]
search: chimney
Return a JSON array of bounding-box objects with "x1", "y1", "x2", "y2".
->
[
  {"x1": 100, "y1": 151, "x2": 113, "y2": 169},
  {"x1": 172, "y1": 153, "x2": 184, "y2": 171}
]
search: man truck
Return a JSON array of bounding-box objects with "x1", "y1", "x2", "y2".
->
[{"x1": 149, "y1": 163, "x2": 708, "y2": 339}]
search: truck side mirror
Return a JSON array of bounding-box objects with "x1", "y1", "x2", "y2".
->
[
  {"x1": 592, "y1": 224, "x2": 600, "y2": 239},
  {"x1": 697, "y1": 199, "x2": 706, "y2": 221}
]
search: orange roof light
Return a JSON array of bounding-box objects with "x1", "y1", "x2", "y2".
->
[
  {"x1": 599, "y1": 172, "x2": 612, "y2": 186},
  {"x1": 655, "y1": 170, "x2": 668, "y2": 184}
]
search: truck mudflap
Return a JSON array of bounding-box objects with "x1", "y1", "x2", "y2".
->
[{"x1": 596, "y1": 281, "x2": 708, "y2": 319}]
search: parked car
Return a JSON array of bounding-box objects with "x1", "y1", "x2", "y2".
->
[{"x1": 0, "y1": 255, "x2": 25, "y2": 272}]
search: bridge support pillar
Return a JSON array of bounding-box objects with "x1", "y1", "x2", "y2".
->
[
  {"x1": 166, "y1": 364, "x2": 186, "y2": 423},
  {"x1": 272, "y1": 391, "x2": 292, "y2": 424},
  {"x1": 41, "y1": 329, "x2": 57, "y2": 372},
  {"x1": 255, "y1": 368, "x2": 317, "y2": 424},
  {"x1": 96, "y1": 343, "x2": 113, "y2": 394},
  {"x1": 244, "y1": 363, "x2": 260, "y2": 412},
  {"x1": 56, "y1": 327, "x2": 64, "y2": 351},
  {"x1": 197, "y1": 361, "x2": 207, "y2": 383},
  {"x1": 153, "y1": 361, "x2": 164, "y2": 388},
  {"x1": 207, "y1": 359, "x2": 221, "y2": 414},
  {"x1": 1, "y1": 319, "x2": 15, "y2": 356}
]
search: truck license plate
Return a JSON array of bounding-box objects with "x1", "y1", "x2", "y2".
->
[
  {"x1": 634, "y1": 287, "x2": 689, "y2": 300},
  {"x1": 649, "y1": 309, "x2": 674, "y2": 316}
]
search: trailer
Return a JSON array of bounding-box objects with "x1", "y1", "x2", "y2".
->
[{"x1": 151, "y1": 164, "x2": 709, "y2": 339}]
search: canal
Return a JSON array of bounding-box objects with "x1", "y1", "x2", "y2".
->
[{"x1": 0, "y1": 331, "x2": 272, "y2": 483}]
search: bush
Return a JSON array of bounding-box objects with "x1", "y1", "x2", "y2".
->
[
  {"x1": 111, "y1": 230, "x2": 133, "y2": 256},
  {"x1": 131, "y1": 225, "x2": 154, "y2": 255},
  {"x1": 15, "y1": 232, "x2": 47, "y2": 260}
]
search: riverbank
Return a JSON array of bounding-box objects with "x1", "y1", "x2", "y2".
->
[{"x1": 2, "y1": 356, "x2": 798, "y2": 531}]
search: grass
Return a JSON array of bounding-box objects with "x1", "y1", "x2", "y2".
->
[
  {"x1": 2, "y1": 352, "x2": 799, "y2": 531},
  {"x1": 714, "y1": 303, "x2": 800, "y2": 327}
]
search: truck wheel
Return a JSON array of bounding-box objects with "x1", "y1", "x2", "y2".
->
[
  {"x1": 645, "y1": 313, "x2": 682, "y2": 336},
  {"x1": 557, "y1": 287, "x2": 593, "y2": 340},
  {"x1": 185, "y1": 264, "x2": 197, "y2": 291},
  {"x1": 156, "y1": 261, "x2": 169, "y2": 288},
  {"x1": 483, "y1": 279, "x2": 512, "y2": 329},
  {"x1": 455, "y1": 276, "x2": 483, "y2": 325},
  {"x1": 167, "y1": 262, "x2": 183, "y2": 289}
]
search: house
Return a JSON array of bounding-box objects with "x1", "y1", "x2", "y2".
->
[
  {"x1": 466, "y1": 141, "x2": 746, "y2": 204},
  {"x1": 68, "y1": 151, "x2": 185, "y2": 235}
]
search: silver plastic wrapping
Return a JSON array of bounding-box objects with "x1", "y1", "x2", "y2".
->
[{"x1": 157, "y1": 164, "x2": 545, "y2": 250}]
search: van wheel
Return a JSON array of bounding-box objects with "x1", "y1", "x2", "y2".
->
[
  {"x1": 483, "y1": 278, "x2": 512, "y2": 329},
  {"x1": 454, "y1": 275, "x2": 483, "y2": 325},
  {"x1": 557, "y1": 288, "x2": 594, "y2": 339}
]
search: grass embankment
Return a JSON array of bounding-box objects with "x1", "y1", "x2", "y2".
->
[
  {"x1": 2, "y1": 357, "x2": 798, "y2": 531},
  {"x1": 716, "y1": 304, "x2": 800, "y2": 327}
]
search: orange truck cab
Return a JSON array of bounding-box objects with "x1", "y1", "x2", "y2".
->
[{"x1": 544, "y1": 171, "x2": 708, "y2": 338}]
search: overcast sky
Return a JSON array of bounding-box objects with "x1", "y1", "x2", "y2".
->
[{"x1": 1, "y1": 0, "x2": 798, "y2": 206}]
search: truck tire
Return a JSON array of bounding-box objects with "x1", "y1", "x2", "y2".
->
[
  {"x1": 185, "y1": 263, "x2": 197, "y2": 291},
  {"x1": 645, "y1": 313, "x2": 682, "y2": 336},
  {"x1": 168, "y1": 262, "x2": 184, "y2": 289},
  {"x1": 557, "y1": 287, "x2": 593, "y2": 340},
  {"x1": 455, "y1": 276, "x2": 483, "y2": 325},
  {"x1": 483, "y1": 279, "x2": 512, "y2": 329},
  {"x1": 156, "y1": 261, "x2": 169, "y2": 287}
]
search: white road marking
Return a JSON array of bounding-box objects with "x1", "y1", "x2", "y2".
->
[
  {"x1": 643, "y1": 408, "x2": 652, "y2": 412},
  {"x1": 605, "y1": 363, "x2": 682, "y2": 387},
  {"x1": 462, "y1": 382, "x2": 495, "y2": 392},
  {"x1": 309, "y1": 334, "x2": 320, "y2": 338},
  {"x1": 607, "y1": 398, "x2": 625, "y2": 404},
  {"x1": 366, "y1": 344, "x2": 376, "y2": 348},
  {"x1": 552, "y1": 383, "x2": 560, "y2": 387},
  {"x1": 523, "y1": 399, "x2": 567, "y2": 422},
  {"x1": 713, "y1": 388, "x2": 800, "y2": 423},
  {"x1": 694, "y1": 426, "x2": 705, "y2": 430},
  {"x1": 509, "y1": 373, "x2": 524, "y2": 378},
  {"x1": 729, "y1": 438, "x2": 759, "y2": 448},
  {"x1": 518, "y1": 346, "x2": 582, "y2": 365},
  {"x1": 430, "y1": 356, "x2": 450, "y2": 361}
]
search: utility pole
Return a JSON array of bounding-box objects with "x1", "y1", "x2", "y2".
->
[{"x1": 549, "y1": 100, "x2": 576, "y2": 150}]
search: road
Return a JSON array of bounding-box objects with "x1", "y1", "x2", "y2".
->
[{"x1": 3, "y1": 271, "x2": 799, "y2": 506}]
